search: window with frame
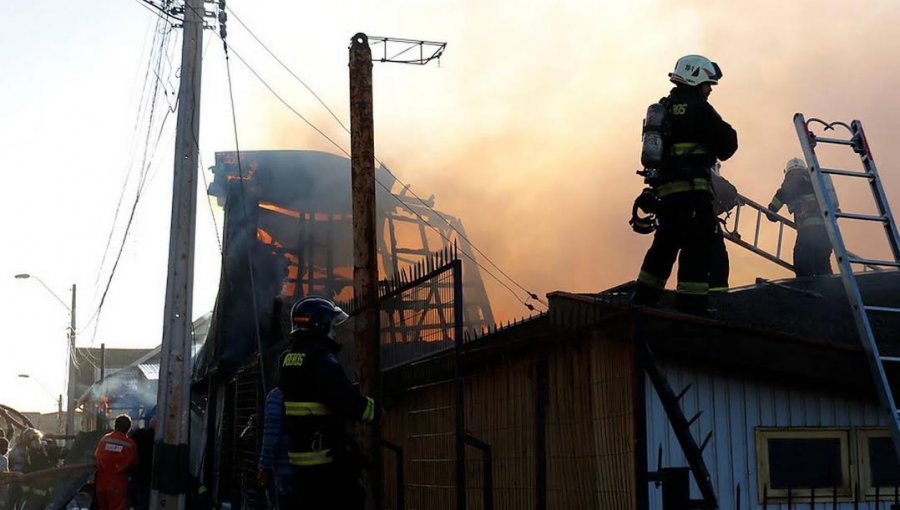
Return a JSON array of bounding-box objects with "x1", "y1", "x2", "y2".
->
[
  {"x1": 858, "y1": 428, "x2": 900, "y2": 500},
  {"x1": 756, "y1": 428, "x2": 852, "y2": 502}
]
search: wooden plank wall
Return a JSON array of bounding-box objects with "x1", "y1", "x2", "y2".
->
[
  {"x1": 546, "y1": 332, "x2": 636, "y2": 510},
  {"x1": 464, "y1": 356, "x2": 537, "y2": 509},
  {"x1": 381, "y1": 329, "x2": 636, "y2": 510}
]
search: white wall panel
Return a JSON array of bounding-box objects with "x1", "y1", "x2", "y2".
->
[{"x1": 646, "y1": 361, "x2": 888, "y2": 510}]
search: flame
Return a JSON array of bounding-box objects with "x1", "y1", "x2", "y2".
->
[
  {"x1": 256, "y1": 228, "x2": 284, "y2": 249},
  {"x1": 259, "y1": 202, "x2": 300, "y2": 218},
  {"x1": 258, "y1": 202, "x2": 348, "y2": 222},
  {"x1": 225, "y1": 160, "x2": 259, "y2": 181}
]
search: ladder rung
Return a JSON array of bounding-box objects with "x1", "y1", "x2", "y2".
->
[
  {"x1": 866, "y1": 305, "x2": 900, "y2": 314},
  {"x1": 815, "y1": 136, "x2": 855, "y2": 146},
  {"x1": 848, "y1": 257, "x2": 900, "y2": 267},
  {"x1": 820, "y1": 167, "x2": 872, "y2": 178},
  {"x1": 835, "y1": 211, "x2": 887, "y2": 222},
  {"x1": 880, "y1": 356, "x2": 900, "y2": 363}
]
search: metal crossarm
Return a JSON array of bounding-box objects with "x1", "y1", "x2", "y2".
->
[{"x1": 794, "y1": 114, "x2": 900, "y2": 463}]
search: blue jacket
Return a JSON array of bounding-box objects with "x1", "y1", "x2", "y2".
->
[{"x1": 258, "y1": 387, "x2": 293, "y2": 480}]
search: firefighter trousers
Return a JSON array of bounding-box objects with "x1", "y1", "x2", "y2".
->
[
  {"x1": 634, "y1": 190, "x2": 718, "y2": 312},
  {"x1": 794, "y1": 225, "x2": 833, "y2": 277},
  {"x1": 709, "y1": 224, "x2": 729, "y2": 292},
  {"x1": 275, "y1": 463, "x2": 363, "y2": 509}
]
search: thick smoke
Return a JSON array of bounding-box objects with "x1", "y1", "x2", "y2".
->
[{"x1": 229, "y1": 0, "x2": 900, "y2": 321}]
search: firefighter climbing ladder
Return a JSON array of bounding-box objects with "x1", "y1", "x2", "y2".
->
[{"x1": 794, "y1": 114, "x2": 900, "y2": 460}]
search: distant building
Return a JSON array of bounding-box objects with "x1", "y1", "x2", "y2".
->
[{"x1": 77, "y1": 312, "x2": 211, "y2": 430}]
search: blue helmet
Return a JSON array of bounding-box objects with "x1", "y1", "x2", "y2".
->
[{"x1": 290, "y1": 296, "x2": 349, "y2": 339}]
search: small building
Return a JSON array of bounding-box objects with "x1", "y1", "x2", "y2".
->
[
  {"x1": 77, "y1": 313, "x2": 211, "y2": 430},
  {"x1": 374, "y1": 270, "x2": 900, "y2": 509}
]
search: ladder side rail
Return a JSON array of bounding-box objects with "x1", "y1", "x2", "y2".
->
[
  {"x1": 722, "y1": 231, "x2": 794, "y2": 272},
  {"x1": 794, "y1": 113, "x2": 900, "y2": 463},
  {"x1": 852, "y1": 120, "x2": 900, "y2": 261}
]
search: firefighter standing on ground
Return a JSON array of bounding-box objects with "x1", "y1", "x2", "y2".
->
[
  {"x1": 258, "y1": 296, "x2": 376, "y2": 509},
  {"x1": 95, "y1": 414, "x2": 138, "y2": 510},
  {"x1": 767, "y1": 157, "x2": 833, "y2": 276},
  {"x1": 633, "y1": 54, "x2": 738, "y2": 313}
]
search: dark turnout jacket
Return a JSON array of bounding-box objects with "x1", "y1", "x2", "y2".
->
[
  {"x1": 660, "y1": 85, "x2": 738, "y2": 183},
  {"x1": 277, "y1": 337, "x2": 374, "y2": 468}
]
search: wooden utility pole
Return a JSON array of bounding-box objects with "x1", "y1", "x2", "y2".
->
[
  {"x1": 66, "y1": 284, "x2": 77, "y2": 437},
  {"x1": 349, "y1": 32, "x2": 381, "y2": 510},
  {"x1": 348, "y1": 32, "x2": 446, "y2": 509},
  {"x1": 151, "y1": 0, "x2": 203, "y2": 507}
]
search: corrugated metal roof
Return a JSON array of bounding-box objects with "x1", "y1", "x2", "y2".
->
[{"x1": 138, "y1": 363, "x2": 160, "y2": 381}]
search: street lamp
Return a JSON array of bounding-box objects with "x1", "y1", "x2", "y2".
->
[
  {"x1": 17, "y1": 374, "x2": 64, "y2": 433},
  {"x1": 14, "y1": 273, "x2": 77, "y2": 437}
]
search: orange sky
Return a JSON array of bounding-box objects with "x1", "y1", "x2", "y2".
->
[
  {"x1": 225, "y1": 0, "x2": 900, "y2": 321},
  {"x1": 4, "y1": 0, "x2": 900, "y2": 412}
]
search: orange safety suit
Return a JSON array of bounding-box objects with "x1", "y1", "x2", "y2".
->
[{"x1": 94, "y1": 430, "x2": 138, "y2": 510}]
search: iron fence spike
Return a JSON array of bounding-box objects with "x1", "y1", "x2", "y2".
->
[
  {"x1": 686, "y1": 411, "x2": 703, "y2": 427},
  {"x1": 699, "y1": 431, "x2": 713, "y2": 453},
  {"x1": 675, "y1": 384, "x2": 693, "y2": 402}
]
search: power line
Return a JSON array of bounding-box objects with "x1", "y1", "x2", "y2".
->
[
  {"x1": 217, "y1": 0, "x2": 267, "y2": 391},
  {"x1": 225, "y1": 6, "x2": 349, "y2": 136},
  {"x1": 221, "y1": 42, "x2": 542, "y2": 312},
  {"x1": 220, "y1": 18, "x2": 547, "y2": 310},
  {"x1": 85, "y1": 14, "x2": 178, "y2": 342}
]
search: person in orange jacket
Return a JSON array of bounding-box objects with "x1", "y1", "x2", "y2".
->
[{"x1": 95, "y1": 414, "x2": 138, "y2": 510}]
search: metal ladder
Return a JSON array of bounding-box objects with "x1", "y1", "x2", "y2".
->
[
  {"x1": 721, "y1": 192, "x2": 881, "y2": 274},
  {"x1": 722, "y1": 193, "x2": 796, "y2": 272},
  {"x1": 794, "y1": 114, "x2": 900, "y2": 459}
]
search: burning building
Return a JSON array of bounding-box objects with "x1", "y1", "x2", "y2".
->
[{"x1": 192, "y1": 150, "x2": 495, "y2": 506}]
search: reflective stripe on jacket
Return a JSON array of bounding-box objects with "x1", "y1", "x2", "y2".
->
[{"x1": 278, "y1": 339, "x2": 375, "y2": 468}]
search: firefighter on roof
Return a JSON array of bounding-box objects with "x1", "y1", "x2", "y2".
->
[
  {"x1": 767, "y1": 157, "x2": 834, "y2": 276},
  {"x1": 259, "y1": 296, "x2": 375, "y2": 509},
  {"x1": 633, "y1": 54, "x2": 739, "y2": 314}
]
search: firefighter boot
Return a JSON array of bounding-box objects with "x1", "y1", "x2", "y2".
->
[
  {"x1": 632, "y1": 282, "x2": 663, "y2": 307},
  {"x1": 675, "y1": 293, "x2": 710, "y2": 316}
]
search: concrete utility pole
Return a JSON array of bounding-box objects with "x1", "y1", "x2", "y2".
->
[
  {"x1": 67, "y1": 284, "x2": 76, "y2": 436},
  {"x1": 349, "y1": 32, "x2": 446, "y2": 510},
  {"x1": 151, "y1": 0, "x2": 203, "y2": 507},
  {"x1": 349, "y1": 32, "x2": 381, "y2": 510}
]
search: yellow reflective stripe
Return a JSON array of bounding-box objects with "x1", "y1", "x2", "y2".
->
[
  {"x1": 798, "y1": 217, "x2": 825, "y2": 227},
  {"x1": 284, "y1": 401, "x2": 330, "y2": 416},
  {"x1": 656, "y1": 178, "x2": 711, "y2": 197},
  {"x1": 670, "y1": 142, "x2": 709, "y2": 155},
  {"x1": 362, "y1": 397, "x2": 375, "y2": 423},
  {"x1": 288, "y1": 449, "x2": 333, "y2": 466},
  {"x1": 708, "y1": 286, "x2": 729, "y2": 293},
  {"x1": 638, "y1": 270, "x2": 667, "y2": 289},
  {"x1": 677, "y1": 281, "x2": 709, "y2": 295},
  {"x1": 769, "y1": 198, "x2": 783, "y2": 211},
  {"x1": 799, "y1": 193, "x2": 818, "y2": 203}
]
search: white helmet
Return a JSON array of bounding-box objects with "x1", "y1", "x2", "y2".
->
[
  {"x1": 669, "y1": 55, "x2": 723, "y2": 86},
  {"x1": 784, "y1": 157, "x2": 807, "y2": 174}
]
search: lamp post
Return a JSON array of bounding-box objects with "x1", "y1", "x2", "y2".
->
[
  {"x1": 14, "y1": 274, "x2": 77, "y2": 437},
  {"x1": 18, "y1": 374, "x2": 65, "y2": 434}
]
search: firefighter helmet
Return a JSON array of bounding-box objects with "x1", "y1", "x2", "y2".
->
[
  {"x1": 784, "y1": 157, "x2": 807, "y2": 174},
  {"x1": 669, "y1": 55, "x2": 723, "y2": 86},
  {"x1": 630, "y1": 188, "x2": 659, "y2": 235},
  {"x1": 290, "y1": 296, "x2": 349, "y2": 339}
]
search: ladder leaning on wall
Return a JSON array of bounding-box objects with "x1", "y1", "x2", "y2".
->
[{"x1": 794, "y1": 114, "x2": 900, "y2": 461}]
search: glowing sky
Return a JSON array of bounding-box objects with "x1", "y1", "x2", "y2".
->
[{"x1": 2, "y1": 0, "x2": 898, "y2": 412}]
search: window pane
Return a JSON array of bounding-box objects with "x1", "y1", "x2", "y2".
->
[
  {"x1": 869, "y1": 437, "x2": 900, "y2": 487},
  {"x1": 768, "y1": 438, "x2": 843, "y2": 489}
]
